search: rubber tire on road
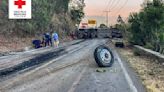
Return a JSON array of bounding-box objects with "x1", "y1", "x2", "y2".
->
[{"x1": 94, "y1": 45, "x2": 114, "y2": 67}]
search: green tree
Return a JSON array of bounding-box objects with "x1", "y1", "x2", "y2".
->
[
  {"x1": 0, "y1": 0, "x2": 85, "y2": 37},
  {"x1": 99, "y1": 24, "x2": 108, "y2": 28},
  {"x1": 128, "y1": 0, "x2": 164, "y2": 53},
  {"x1": 69, "y1": 0, "x2": 85, "y2": 25},
  {"x1": 70, "y1": 7, "x2": 84, "y2": 24}
]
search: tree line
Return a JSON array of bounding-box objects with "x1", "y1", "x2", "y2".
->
[
  {"x1": 117, "y1": 0, "x2": 164, "y2": 54},
  {"x1": 0, "y1": 0, "x2": 84, "y2": 37}
]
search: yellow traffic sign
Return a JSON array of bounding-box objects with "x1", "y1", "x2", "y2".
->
[{"x1": 88, "y1": 20, "x2": 97, "y2": 24}]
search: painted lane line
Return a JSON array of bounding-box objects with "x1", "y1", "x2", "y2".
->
[{"x1": 115, "y1": 51, "x2": 138, "y2": 92}]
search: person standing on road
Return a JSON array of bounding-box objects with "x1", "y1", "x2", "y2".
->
[
  {"x1": 52, "y1": 32, "x2": 59, "y2": 47},
  {"x1": 48, "y1": 32, "x2": 52, "y2": 46},
  {"x1": 45, "y1": 32, "x2": 52, "y2": 46},
  {"x1": 42, "y1": 33, "x2": 47, "y2": 47},
  {"x1": 45, "y1": 33, "x2": 49, "y2": 47}
]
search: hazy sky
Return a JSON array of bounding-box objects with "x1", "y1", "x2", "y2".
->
[{"x1": 82, "y1": 0, "x2": 143, "y2": 26}]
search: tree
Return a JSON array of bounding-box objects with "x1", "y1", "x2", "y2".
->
[
  {"x1": 99, "y1": 24, "x2": 108, "y2": 28},
  {"x1": 69, "y1": 0, "x2": 85, "y2": 25},
  {"x1": 116, "y1": 15, "x2": 128, "y2": 38},
  {"x1": 70, "y1": 8, "x2": 84, "y2": 24},
  {"x1": 128, "y1": 0, "x2": 164, "y2": 53},
  {"x1": 0, "y1": 0, "x2": 85, "y2": 37},
  {"x1": 128, "y1": 13, "x2": 146, "y2": 46}
]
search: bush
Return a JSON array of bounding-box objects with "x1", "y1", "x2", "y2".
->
[
  {"x1": 144, "y1": 43, "x2": 154, "y2": 50},
  {"x1": 128, "y1": 0, "x2": 164, "y2": 52},
  {"x1": 133, "y1": 48, "x2": 141, "y2": 56}
]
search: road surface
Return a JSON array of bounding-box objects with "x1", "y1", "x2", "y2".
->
[{"x1": 0, "y1": 39, "x2": 146, "y2": 92}]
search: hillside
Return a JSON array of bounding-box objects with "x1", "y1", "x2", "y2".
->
[{"x1": 0, "y1": 0, "x2": 85, "y2": 53}]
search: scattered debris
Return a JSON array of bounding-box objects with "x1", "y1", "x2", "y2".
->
[{"x1": 96, "y1": 68, "x2": 107, "y2": 73}]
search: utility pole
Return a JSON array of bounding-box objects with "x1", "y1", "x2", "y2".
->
[{"x1": 103, "y1": 10, "x2": 110, "y2": 27}]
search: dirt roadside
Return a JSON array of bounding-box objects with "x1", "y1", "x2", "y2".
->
[
  {"x1": 0, "y1": 35, "x2": 74, "y2": 54},
  {"x1": 117, "y1": 47, "x2": 164, "y2": 92}
]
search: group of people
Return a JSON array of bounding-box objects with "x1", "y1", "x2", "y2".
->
[{"x1": 42, "y1": 32, "x2": 59, "y2": 47}]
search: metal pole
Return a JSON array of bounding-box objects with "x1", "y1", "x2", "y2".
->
[{"x1": 104, "y1": 11, "x2": 110, "y2": 27}]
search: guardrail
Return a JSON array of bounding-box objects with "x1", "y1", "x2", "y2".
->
[{"x1": 134, "y1": 45, "x2": 164, "y2": 63}]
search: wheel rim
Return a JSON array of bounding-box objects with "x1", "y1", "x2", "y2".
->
[{"x1": 100, "y1": 49, "x2": 112, "y2": 64}]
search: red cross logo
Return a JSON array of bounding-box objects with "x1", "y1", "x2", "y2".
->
[{"x1": 14, "y1": 0, "x2": 26, "y2": 9}]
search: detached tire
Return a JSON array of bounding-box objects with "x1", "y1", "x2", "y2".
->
[{"x1": 94, "y1": 45, "x2": 114, "y2": 67}]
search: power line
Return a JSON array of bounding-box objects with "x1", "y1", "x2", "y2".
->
[
  {"x1": 100, "y1": 0, "x2": 117, "y2": 25},
  {"x1": 103, "y1": 0, "x2": 116, "y2": 26},
  {"x1": 100, "y1": 0, "x2": 113, "y2": 21},
  {"x1": 114, "y1": 0, "x2": 129, "y2": 16},
  {"x1": 109, "y1": 0, "x2": 120, "y2": 11},
  {"x1": 105, "y1": 0, "x2": 114, "y2": 10}
]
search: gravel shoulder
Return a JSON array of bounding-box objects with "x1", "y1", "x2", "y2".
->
[{"x1": 117, "y1": 47, "x2": 164, "y2": 92}]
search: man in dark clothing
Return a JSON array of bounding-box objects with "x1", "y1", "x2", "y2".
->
[
  {"x1": 45, "y1": 33, "x2": 49, "y2": 46},
  {"x1": 42, "y1": 33, "x2": 47, "y2": 47},
  {"x1": 48, "y1": 34, "x2": 52, "y2": 46},
  {"x1": 45, "y1": 33, "x2": 52, "y2": 46},
  {"x1": 32, "y1": 40, "x2": 42, "y2": 49}
]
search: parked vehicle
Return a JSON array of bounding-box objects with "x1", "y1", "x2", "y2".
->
[{"x1": 111, "y1": 28, "x2": 123, "y2": 38}]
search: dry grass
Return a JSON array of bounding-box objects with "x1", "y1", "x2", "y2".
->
[
  {"x1": 118, "y1": 48, "x2": 164, "y2": 92},
  {"x1": 0, "y1": 34, "x2": 74, "y2": 53},
  {"x1": 0, "y1": 35, "x2": 33, "y2": 53}
]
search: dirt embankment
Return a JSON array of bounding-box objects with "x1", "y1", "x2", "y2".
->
[
  {"x1": 0, "y1": 35, "x2": 33, "y2": 53},
  {"x1": 0, "y1": 34, "x2": 74, "y2": 54},
  {"x1": 118, "y1": 47, "x2": 164, "y2": 92}
]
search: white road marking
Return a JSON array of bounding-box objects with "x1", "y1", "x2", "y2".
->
[
  {"x1": 115, "y1": 51, "x2": 138, "y2": 92},
  {"x1": 67, "y1": 67, "x2": 87, "y2": 92}
]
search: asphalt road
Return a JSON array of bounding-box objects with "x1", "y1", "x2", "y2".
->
[{"x1": 0, "y1": 39, "x2": 146, "y2": 92}]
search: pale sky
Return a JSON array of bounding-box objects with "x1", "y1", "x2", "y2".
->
[{"x1": 82, "y1": 0, "x2": 144, "y2": 26}]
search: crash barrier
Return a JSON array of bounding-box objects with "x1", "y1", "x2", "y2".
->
[{"x1": 134, "y1": 45, "x2": 164, "y2": 63}]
